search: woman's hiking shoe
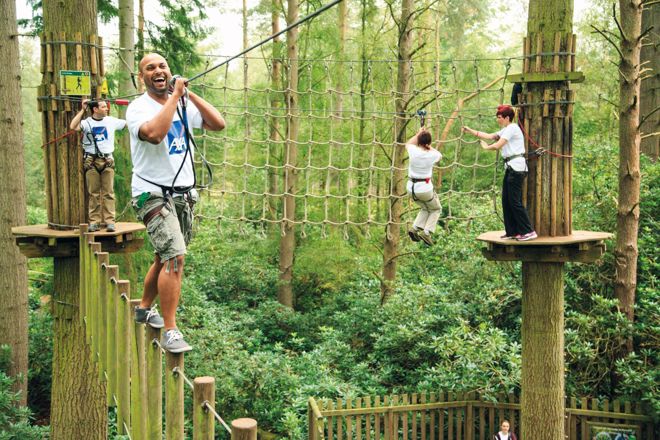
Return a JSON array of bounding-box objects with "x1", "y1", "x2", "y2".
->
[
  {"x1": 134, "y1": 306, "x2": 165, "y2": 328},
  {"x1": 419, "y1": 232, "x2": 434, "y2": 246},
  {"x1": 408, "y1": 229, "x2": 421, "y2": 242},
  {"x1": 162, "y1": 329, "x2": 192, "y2": 353},
  {"x1": 500, "y1": 234, "x2": 516, "y2": 239},
  {"x1": 517, "y1": 231, "x2": 538, "y2": 241}
]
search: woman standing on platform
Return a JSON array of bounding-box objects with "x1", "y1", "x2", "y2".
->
[{"x1": 463, "y1": 105, "x2": 537, "y2": 241}]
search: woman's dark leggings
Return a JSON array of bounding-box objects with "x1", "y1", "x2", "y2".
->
[{"x1": 502, "y1": 167, "x2": 534, "y2": 236}]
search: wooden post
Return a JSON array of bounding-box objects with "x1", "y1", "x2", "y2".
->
[
  {"x1": 231, "y1": 418, "x2": 257, "y2": 440},
  {"x1": 131, "y1": 313, "x2": 148, "y2": 440},
  {"x1": 193, "y1": 377, "x2": 215, "y2": 440},
  {"x1": 106, "y1": 265, "x2": 118, "y2": 407},
  {"x1": 166, "y1": 352, "x2": 185, "y2": 440},
  {"x1": 146, "y1": 326, "x2": 163, "y2": 439},
  {"x1": 116, "y1": 280, "x2": 132, "y2": 434},
  {"x1": 97, "y1": 252, "x2": 109, "y2": 381}
]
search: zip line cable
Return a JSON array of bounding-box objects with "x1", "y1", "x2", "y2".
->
[{"x1": 185, "y1": 0, "x2": 344, "y2": 84}]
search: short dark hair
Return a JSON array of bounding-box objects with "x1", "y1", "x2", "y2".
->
[
  {"x1": 418, "y1": 131, "x2": 432, "y2": 148},
  {"x1": 88, "y1": 100, "x2": 101, "y2": 112},
  {"x1": 496, "y1": 105, "x2": 515, "y2": 122}
]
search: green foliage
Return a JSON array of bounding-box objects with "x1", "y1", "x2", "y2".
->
[
  {"x1": 17, "y1": 0, "x2": 118, "y2": 35},
  {"x1": 146, "y1": 0, "x2": 209, "y2": 75},
  {"x1": 0, "y1": 346, "x2": 48, "y2": 439}
]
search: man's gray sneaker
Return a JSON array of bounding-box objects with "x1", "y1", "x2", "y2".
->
[
  {"x1": 161, "y1": 329, "x2": 192, "y2": 353},
  {"x1": 106, "y1": 223, "x2": 116, "y2": 232},
  {"x1": 88, "y1": 223, "x2": 100, "y2": 232},
  {"x1": 135, "y1": 306, "x2": 165, "y2": 328}
]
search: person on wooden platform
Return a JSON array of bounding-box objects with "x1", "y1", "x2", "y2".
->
[
  {"x1": 405, "y1": 127, "x2": 442, "y2": 246},
  {"x1": 71, "y1": 99, "x2": 126, "y2": 233},
  {"x1": 127, "y1": 53, "x2": 225, "y2": 353},
  {"x1": 493, "y1": 419, "x2": 518, "y2": 440},
  {"x1": 463, "y1": 105, "x2": 537, "y2": 241}
]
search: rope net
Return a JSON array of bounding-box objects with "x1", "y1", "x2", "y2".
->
[{"x1": 186, "y1": 55, "x2": 520, "y2": 234}]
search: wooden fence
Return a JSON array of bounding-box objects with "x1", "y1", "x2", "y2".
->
[
  {"x1": 79, "y1": 225, "x2": 257, "y2": 439},
  {"x1": 308, "y1": 392, "x2": 657, "y2": 440}
]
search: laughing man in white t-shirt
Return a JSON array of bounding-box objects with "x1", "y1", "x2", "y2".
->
[
  {"x1": 126, "y1": 53, "x2": 225, "y2": 353},
  {"x1": 463, "y1": 105, "x2": 537, "y2": 241}
]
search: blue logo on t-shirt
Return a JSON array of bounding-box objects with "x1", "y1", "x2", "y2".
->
[
  {"x1": 167, "y1": 120, "x2": 187, "y2": 155},
  {"x1": 92, "y1": 126, "x2": 108, "y2": 142}
]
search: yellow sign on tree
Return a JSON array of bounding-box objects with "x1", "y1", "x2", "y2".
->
[{"x1": 60, "y1": 70, "x2": 91, "y2": 96}]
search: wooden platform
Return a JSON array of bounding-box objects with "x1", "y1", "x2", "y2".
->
[
  {"x1": 12, "y1": 223, "x2": 146, "y2": 258},
  {"x1": 477, "y1": 230, "x2": 613, "y2": 263}
]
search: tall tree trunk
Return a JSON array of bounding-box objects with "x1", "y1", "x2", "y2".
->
[
  {"x1": 520, "y1": 0, "x2": 574, "y2": 437},
  {"x1": 41, "y1": 1, "x2": 107, "y2": 436},
  {"x1": 0, "y1": 0, "x2": 29, "y2": 406},
  {"x1": 381, "y1": 0, "x2": 413, "y2": 302},
  {"x1": 277, "y1": 0, "x2": 300, "y2": 308},
  {"x1": 521, "y1": 263, "x2": 565, "y2": 439},
  {"x1": 50, "y1": 258, "x2": 106, "y2": 439},
  {"x1": 137, "y1": 0, "x2": 145, "y2": 92},
  {"x1": 614, "y1": 0, "x2": 643, "y2": 353},
  {"x1": 334, "y1": 0, "x2": 347, "y2": 116},
  {"x1": 268, "y1": 1, "x2": 283, "y2": 222},
  {"x1": 116, "y1": 0, "x2": 138, "y2": 283},
  {"x1": 640, "y1": 1, "x2": 659, "y2": 160}
]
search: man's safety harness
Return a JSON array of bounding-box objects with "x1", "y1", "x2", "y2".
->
[{"x1": 83, "y1": 119, "x2": 114, "y2": 173}]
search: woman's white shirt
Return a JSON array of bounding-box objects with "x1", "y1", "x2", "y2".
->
[{"x1": 406, "y1": 144, "x2": 441, "y2": 194}]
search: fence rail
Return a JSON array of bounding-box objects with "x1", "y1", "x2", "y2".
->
[
  {"x1": 79, "y1": 224, "x2": 257, "y2": 439},
  {"x1": 308, "y1": 392, "x2": 656, "y2": 440}
]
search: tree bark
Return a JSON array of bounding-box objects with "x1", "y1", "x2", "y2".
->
[
  {"x1": 50, "y1": 258, "x2": 106, "y2": 440},
  {"x1": 268, "y1": 1, "x2": 283, "y2": 222},
  {"x1": 277, "y1": 0, "x2": 300, "y2": 308},
  {"x1": 614, "y1": 0, "x2": 643, "y2": 353},
  {"x1": 334, "y1": 0, "x2": 347, "y2": 116},
  {"x1": 521, "y1": 262, "x2": 564, "y2": 440},
  {"x1": 640, "y1": 1, "x2": 659, "y2": 160},
  {"x1": 0, "y1": 0, "x2": 29, "y2": 406},
  {"x1": 42, "y1": 1, "x2": 107, "y2": 436},
  {"x1": 381, "y1": 0, "x2": 413, "y2": 302}
]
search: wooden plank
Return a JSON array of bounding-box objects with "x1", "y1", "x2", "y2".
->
[
  {"x1": 391, "y1": 395, "x2": 399, "y2": 440},
  {"x1": 46, "y1": 32, "x2": 53, "y2": 72},
  {"x1": 346, "y1": 397, "x2": 353, "y2": 439},
  {"x1": 401, "y1": 395, "x2": 408, "y2": 440},
  {"x1": 75, "y1": 32, "x2": 83, "y2": 70},
  {"x1": 356, "y1": 397, "x2": 363, "y2": 440},
  {"x1": 327, "y1": 400, "x2": 334, "y2": 440},
  {"x1": 562, "y1": 113, "x2": 570, "y2": 235},
  {"x1": 337, "y1": 398, "x2": 344, "y2": 440},
  {"x1": 523, "y1": 37, "x2": 530, "y2": 74},
  {"x1": 60, "y1": 32, "x2": 71, "y2": 112},
  {"x1": 420, "y1": 394, "x2": 426, "y2": 440},
  {"x1": 374, "y1": 396, "x2": 381, "y2": 440},
  {"x1": 509, "y1": 394, "x2": 517, "y2": 435},
  {"x1": 507, "y1": 72, "x2": 586, "y2": 84},
  {"x1": 553, "y1": 32, "x2": 561, "y2": 72},
  {"x1": 365, "y1": 397, "x2": 371, "y2": 440},
  {"x1": 447, "y1": 392, "x2": 453, "y2": 440},
  {"x1": 571, "y1": 34, "x2": 577, "y2": 72},
  {"x1": 98, "y1": 36, "x2": 105, "y2": 78},
  {"x1": 478, "y1": 398, "x2": 485, "y2": 440},
  {"x1": 550, "y1": 104, "x2": 559, "y2": 236},
  {"x1": 438, "y1": 392, "x2": 444, "y2": 440},
  {"x1": 535, "y1": 33, "x2": 543, "y2": 72},
  {"x1": 456, "y1": 393, "x2": 463, "y2": 440},
  {"x1": 90, "y1": 35, "x2": 98, "y2": 75},
  {"x1": 488, "y1": 398, "x2": 494, "y2": 440},
  {"x1": 429, "y1": 393, "x2": 436, "y2": 440},
  {"x1": 410, "y1": 394, "x2": 417, "y2": 440},
  {"x1": 580, "y1": 398, "x2": 589, "y2": 440}
]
